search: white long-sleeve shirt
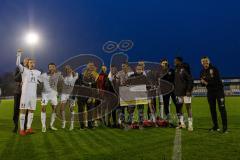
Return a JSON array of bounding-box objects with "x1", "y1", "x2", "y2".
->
[{"x1": 16, "y1": 53, "x2": 41, "y2": 96}]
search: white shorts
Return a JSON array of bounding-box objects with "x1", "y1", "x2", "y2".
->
[
  {"x1": 60, "y1": 94, "x2": 70, "y2": 103},
  {"x1": 177, "y1": 96, "x2": 192, "y2": 104},
  {"x1": 20, "y1": 94, "x2": 37, "y2": 110},
  {"x1": 41, "y1": 91, "x2": 58, "y2": 106}
]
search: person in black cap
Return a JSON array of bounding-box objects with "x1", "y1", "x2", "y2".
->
[{"x1": 200, "y1": 56, "x2": 228, "y2": 133}]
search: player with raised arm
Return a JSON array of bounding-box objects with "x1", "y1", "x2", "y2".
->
[
  {"x1": 16, "y1": 48, "x2": 41, "y2": 136},
  {"x1": 60, "y1": 65, "x2": 78, "y2": 131},
  {"x1": 39, "y1": 63, "x2": 63, "y2": 132}
]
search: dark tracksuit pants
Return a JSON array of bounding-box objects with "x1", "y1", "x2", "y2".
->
[
  {"x1": 13, "y1": 93, "x2": 28, "y2": 130},
  {"x1": 96, "y1": 99, "x2": 106, "y2": 125},
  {"x1": 77, "y1": 97, "x2": 87, "y2": 129},
  {"x1": 77, "y1": 97, "x2": 95, "y2": 129},
  {"x1": 87, "y1": 100, "x2": 95, "y2": 128},
  {"x1": 162, "y1": 92, "x2": 178, "y2": 117},
  {"x1": 207, "y1": 92, "x2": 227, "y2": 130},
  {"x1": 13, "y1": 94, "x2": 21, "y2": 127}
]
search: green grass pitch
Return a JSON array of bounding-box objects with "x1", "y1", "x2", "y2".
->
[{"x1": 0, "y1": 97, "x2": 239, "y2": 160}]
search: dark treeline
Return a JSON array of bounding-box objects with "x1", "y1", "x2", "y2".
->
[{"x1": 0, "y1": 72, "x2": 15, "y2": 96}]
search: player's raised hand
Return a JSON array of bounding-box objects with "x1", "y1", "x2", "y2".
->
[{"x1": 17, "y1": 48, "x2": 24, "y2": 54}]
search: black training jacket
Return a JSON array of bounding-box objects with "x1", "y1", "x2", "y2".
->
[
  {"x1": 174, "y1": 64, "x2": 193, "y2": 96},
  {"x1": 14, "y1": 67, "x2": 22, "y2": 94},
  {"x1": 200, "y1": 64, "x2": 224, "y2": 95},
  {"x1": 161, "y1": 68, "x2": 175, "y2": 84}
]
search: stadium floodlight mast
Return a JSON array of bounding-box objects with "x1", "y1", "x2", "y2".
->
[{"x1": 25, "y1": 31, "x2": 40, "y2": 55}]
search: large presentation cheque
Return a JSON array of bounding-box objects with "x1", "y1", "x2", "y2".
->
[{"x1": 119, "y1": 84, "x2": 149, "y2": 106}]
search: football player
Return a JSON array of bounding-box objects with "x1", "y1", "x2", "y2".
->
[
  {"x1": 16, "y1": 48, "x2": 41, "y2": 136},
  {"x1": 39, "y1": 63, "x2": 63, "y2": 132},
  {"x1": 60, "y1": 65, "x2": 78, "y2": 130},
  {"x1": 174, "y1": 57, "x2": 194, "y2": 131}
]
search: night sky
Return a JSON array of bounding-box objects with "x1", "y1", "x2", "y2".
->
[{"x1": 0, "y1": 0, "x2": 240, "y2": 78}]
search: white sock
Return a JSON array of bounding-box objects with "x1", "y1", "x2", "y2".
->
[
  {"x1": 151, "y1": 113, "x2": 156, "y2": 123},
  {"x1": 19, "y1": 113, "x2": 25, "y2": 131},
  {"x1": 160, "y1": 104, "x2": 164, "y2": 119},
  {"x1": 70, "y1": 112, "x2": 74, "y2": 122},
  {"x1": 27, "y1": 113, "x2": 34, "y2": 129},
  {"x1": 118, "y1": 118, "x2": 121, "y2": 125},
  {"x1": 62, "y1": 120, "x2": 66, "y2": 127},
  {"x1": 61, "y1": 111, "x2": 65, "y2": 121},
  {"x1": 188, "y1": 118, "x2": 193, "y2": 126},
  {"x1": 168, "y1": 99, "x2": 171, "y2": 113},
  {"x1": 41, "y1": 112, "x2": 46, "y2": 128},
  {"x1": 50, "y1": 113, "x2": 56, "y2": 127},
  {"x1": 180, "y1": 115, "x2": 184, "y2": 124},
  {"x1": 71, "y1": 121, "x2": 74, "y2": 127}
]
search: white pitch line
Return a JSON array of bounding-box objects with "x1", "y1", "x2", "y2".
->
[{"x1": 172, "y1": 128, "x2": 182, "y2": 160}]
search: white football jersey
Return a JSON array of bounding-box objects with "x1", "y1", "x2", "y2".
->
[
  {"x1": 16, "y1": 53, "x2": 41, "y2": 96},
  {"x1": 39, "y1": 72, "x2": 63, "y2": 93},
  {"x1": 21, "y1": 68, "x2": 41, "y2": 96},
  {"x1": 62, "y1": 73, "x2": 78, "y2": 94}
]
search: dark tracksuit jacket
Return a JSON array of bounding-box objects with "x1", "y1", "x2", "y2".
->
[
  {"x1": 13, "y1": 67, "x2": 22, "y2": 127},
  {"x1": 76, "y1": 72, "x2": 97, "y2": 128},
  {"x1": 200, "y1": 64, "x2": 227, "y2": 130},
  {"x1": 13, "y1": 66, "x2": 28, "y2": 129},
  {"x1": 174, "y1": 64, "x2": 193, "y2": 97},
  {"x1": 98, "y1": 72, "x2": 118, "y2": 126},
  {"x1": 161, "y1": 68, "x2": 178, "y2": 116}
]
